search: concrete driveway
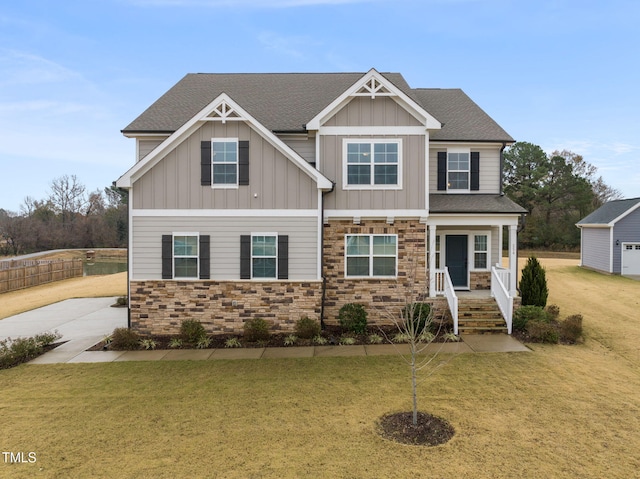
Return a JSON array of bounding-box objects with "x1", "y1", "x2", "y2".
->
[{"x1": 0, "y1": 297, "x2": 127, "y2": 361}]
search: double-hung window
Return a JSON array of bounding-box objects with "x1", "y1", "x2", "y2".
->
[
  {"x1": 345, "y1": 140, "x2": 401, "y2": 188},
  {"x1": 448, "y1": 151, "x2": 470, "y2": 190},
  {"x1": 345, "y1": 234, "x2": 397, "y2": 277},
  {"x1": 473, "y1": 234, "x2": 488, "y2": 270},
  {"x1": 251, "y1": 235, "x2": 277, "y2": 279},
  {"x1": 212, "y1": 139, "x2": 238, "y2": 186},
  {"x1": 173, "y1": 234, "x2": 199, "y2": 278}
]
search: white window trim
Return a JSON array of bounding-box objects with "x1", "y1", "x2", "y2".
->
[
  {"x1": 447, "y1": 147, "x2": 471, "y2": 193},
  {"x1": 437, "y1": 230, "x2": 492, "y2": 272},
  {"x1": 211, "y1": 137, "x2": 239, "y2": 189},
  {"x1": 342, "y1": 139, "x2": 403, "y2": 190},
  {"x1": 473, "y1": 234, "x2": 489, "y2": 271},
  {"x1": 251, "y1": 232, "x2": 278, "y2": 279},
  {"x1": 173, "y1": 232, "x2": 199, "y2": 280},
  {"x1": 344, "y1": 234, "x2": 398, "y2": 278}
]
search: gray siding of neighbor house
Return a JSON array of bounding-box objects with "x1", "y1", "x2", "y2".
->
[
  {"x1": 132, "y1": 121, "x2": 318, "y2": 210},
  {"x1": 581, "y1": 227, "x2": 611, "y2": 273},
  {"x1": 138, "y1": 138, "x2": 165, "y2": 161},
  {"x1": 131, "y1": 215, "x2": 318, "y2": 280},
  {"x1": 323, "y1": 96, "x2": 423, "y2": 127},
  {"x1": 613, "y1": 208, "x2": 640, "y2": 273},
  {"x1": 428, "y1": 145, "x2": 501, "y2": 194},
  {"x1": 320, "y1": 134, "x2": 426, "y2": 210}
]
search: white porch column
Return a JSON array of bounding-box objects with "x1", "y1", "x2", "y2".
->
[
  {"x1": 429, "y1": 223, "x2": 437, "y2": 297},
  {"x1": 509, "y1": 224, "x2": 518, "y2": 296}
]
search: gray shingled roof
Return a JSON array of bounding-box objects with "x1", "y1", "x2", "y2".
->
[
  {"x1": 122, "y1": 72, "x2": 513, "y2": 142},
  {"x1": 429, "y1": 194, "x2": 527, "y2": 214},
  {"x1": 412, "y1": 89, "x2": 513, "y2": 142},
  {"x1": 577, "y1": 197, "x2": 640, "y2": 225}
]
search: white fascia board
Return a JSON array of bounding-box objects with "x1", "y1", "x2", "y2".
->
[
  {"x1": 576, "y1": 223, "x2": 611, "y2": 228},
  {"x1": 608, "y1": 201, "x2": 640, "y2": 226},
  {"x1": 116, "y1": 93, "x2": 333, "y2": 190},
  {"x1": 324, "y1": 209, "x2": 428, "y2": 220},
  {"x1": 306, "y1": 68, "x2": 441, "y2": 131},
  {"x1": 132, "y1": 209, "x2": 319, "y2": 217},
  {"x1": 427, "y1": 214, "x2": 520, "y2": 227}
]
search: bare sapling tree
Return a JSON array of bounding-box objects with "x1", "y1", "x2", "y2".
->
[{"x1": 379, "y1": 246, "x2": 460, "y2": 426}]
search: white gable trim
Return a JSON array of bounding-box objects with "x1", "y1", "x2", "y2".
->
[
  {"x1": 305, "y1": 68, "x2": 441, "y2": 131},
  {"x1": 116, "y1": 93, "x2": 333, "y2": 190},
  {"x1": 608, "y1": 201, "x2": 640, "y2": 226}
]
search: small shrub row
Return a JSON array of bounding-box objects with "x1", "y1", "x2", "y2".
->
[
  {"x1": 0, "y1": 331, "x2": 62, "y2": 369},
  {"x1": 513, "y1": 305, "x2": 583, "y2": 344}
]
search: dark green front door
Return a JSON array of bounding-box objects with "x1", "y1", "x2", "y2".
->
[{"x1": 446, "y1": 235, "x2": 468, "y2": 288}]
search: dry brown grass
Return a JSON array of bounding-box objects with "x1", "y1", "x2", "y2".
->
[
  {"x1": 1, "y1": 257, "x2": 640, "y2": 478},
  {"x1": 0, "y1": 272, "x2": 127, "y2": 320}
]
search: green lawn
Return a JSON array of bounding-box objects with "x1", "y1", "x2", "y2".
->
[{"x1": 1, "y1": 259, "x2": 640, "y2": 478}]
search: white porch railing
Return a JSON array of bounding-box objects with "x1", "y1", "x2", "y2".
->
[
  {"x1": 491, "y1": 266, "x2": 513, "y2": 334},
  {"x1": 435, "y1": 268, "x2": 459, "y2": 335}
]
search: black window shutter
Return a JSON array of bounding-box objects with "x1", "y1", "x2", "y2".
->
[
  {"x1": 238, "y1": 140, "x2": 249, "y2": 185},
  {"x1": 240, "y1": 235, "x2": 251, "y2": 279},
  {"x1": 277, "y1": 235, "x2": 289, "y2": 280},
  {"x1": 437, "y1": 152, "x2": 447, "y2": 191},
  {"x1": 162, "y1": 235, "x2": 173, "y2": 279},
  {"x1": 201, "y1": 141, "x2": 212, "y2": 186},
  {"x1": 199, "y1": 235, "x2": 210, "y2": 280},
  {"x1": 471, "y1": 152, "x2": 480, "y2": 191}
]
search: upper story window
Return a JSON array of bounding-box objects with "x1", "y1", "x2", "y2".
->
[
  {"x1": 448, "y1": 152, "x2": 469, "y2": 190},
  {"x1": 345, "y1": 234, "x2": 397, "y2": 277},
  {"x1": 212, "y1": 139, "x2": 238, "y2": 186},
  {"x1": 437, "y1": 149, "x2": 479, "y2": 192},
  {"x1": 344, "y1": 139, "x2": 401, "y2": 189}
]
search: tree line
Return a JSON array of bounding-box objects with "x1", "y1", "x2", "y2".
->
[
  {"x1": 503, "y1": 142, "x2": 621, "y2": 249},
  {"x1": 0, "y1": 174, "x2": 127, "y2": 256}
]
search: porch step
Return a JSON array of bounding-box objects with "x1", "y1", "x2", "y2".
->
[{"x1": 457, "y1": 298, "x2": 507, "y2": 334}]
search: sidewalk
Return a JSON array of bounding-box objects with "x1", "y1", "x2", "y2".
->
[
  {"x1": 30, "y1": 333, "x2": 529, "y2": 364},
  {"x1": 0, "y1": 297, "x2": 529, "y2": 365}
]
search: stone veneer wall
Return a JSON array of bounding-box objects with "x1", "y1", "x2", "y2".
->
[
  {"x1": 322, "y1": 219, "x2": 450, "y2": 325},
  {"x1": 470, "y1": 271, "x2": 491, "y2": 290},
  {"x1": 130, "y1": 280, "x2": 322, "y2": 336}
]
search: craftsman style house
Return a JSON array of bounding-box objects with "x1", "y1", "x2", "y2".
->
[{"x1": 116, "y1": 69, "x2": 526, "y2": 335}]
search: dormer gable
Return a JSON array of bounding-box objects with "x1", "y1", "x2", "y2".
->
[{"x1": 306, "y1": 68, "x2": 441, "y2": 131}]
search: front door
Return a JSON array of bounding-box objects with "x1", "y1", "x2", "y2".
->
[{"x1": 446, "y1": 235, "x2": 468, "y2": 289}]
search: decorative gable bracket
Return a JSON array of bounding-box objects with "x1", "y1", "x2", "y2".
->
[
  {"x1": 203, "y1": 100, "x2": 242, "y2": 124},
  {"x1": 354, "y1": 77, "x2": 392, "y2": 99}
]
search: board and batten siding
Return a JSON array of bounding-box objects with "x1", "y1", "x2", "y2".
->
[
  {"x1": 613, "y1": 208, "x2": 640, "y2": 273},
  {"x1": 429, "y1": 145, "x2": 501, "y2": 194},
  {"x1": 131, "y1": 215, "x2": 318, "y2": 281},
  {"x1": 581, "y1": 227, "x2": 611, "y2": 273},
  {"x1": 281, "y1": 136, "x2": 316, "y2": 165},
  {"x1": 132, "y1": 121, "x2": 318, "y2": 210},
  {"x1": 137, "y1": 138, "x2": 166, "y2": 161},
  {"x1": 320, "y1": 134, "x2": 426, "y2": 210},
  {"x1": 323, "y1": 96, "x2": 423, "y2": 127}
]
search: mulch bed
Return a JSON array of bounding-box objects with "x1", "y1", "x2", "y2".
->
[
  {"x1": 88, "y1": 324, "x2": 457, "y2": 351},
  {"x1": 377, "y1": 411, "x2": 455, "y2": 446}
]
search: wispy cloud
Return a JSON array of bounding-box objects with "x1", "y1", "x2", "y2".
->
[
  {"x1": 257, "y1": 31, "x2": 314, "y2": 59},
  {"x1": 0, "y1": 49, "x2": 81, "y2": 87}
]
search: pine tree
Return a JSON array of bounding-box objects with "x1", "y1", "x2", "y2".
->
[{"x1": 519, "y1": 256, "x2": 549, "y2": 307}]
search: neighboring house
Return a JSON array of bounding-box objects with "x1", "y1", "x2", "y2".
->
[
  {"x1": 116, "y1": 69, "x2": 526, "y2": 336},
  {"x1": 576, "y1": 197, "x2": 640, "y2": 276}
]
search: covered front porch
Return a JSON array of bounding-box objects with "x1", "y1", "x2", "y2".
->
[{"x1": 426, "y1": 213, "x2": 521, "y2": 334}]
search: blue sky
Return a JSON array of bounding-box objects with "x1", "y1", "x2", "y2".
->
[{"x1": 1, "y1": 0, "x2": 638, "y2": 213}]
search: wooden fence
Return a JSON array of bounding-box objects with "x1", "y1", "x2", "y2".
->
[{"x1": 0, "y1": 259, "x2": 84, "y2": 294}]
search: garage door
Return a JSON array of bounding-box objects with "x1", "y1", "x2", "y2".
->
[{"x1": 622, "y1": 243, "x2": 640, "y2": 276}]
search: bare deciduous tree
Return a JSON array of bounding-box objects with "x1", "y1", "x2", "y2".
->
[{"x1": 378, "y1": 248, "x2": 460, "y2": 426}]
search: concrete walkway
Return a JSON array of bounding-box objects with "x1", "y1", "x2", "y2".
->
[{"x1": 0, "y1": 298, "x2": 529, "y2": 365}]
